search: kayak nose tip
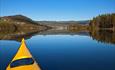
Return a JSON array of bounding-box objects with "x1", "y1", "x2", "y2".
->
[{"x1": 22, "y1": 38, "x2": 25, "y2": 42}]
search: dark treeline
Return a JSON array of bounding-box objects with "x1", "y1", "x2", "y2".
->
[
  {"x1": 89, "y1": 13, "x2": 115, "y2": 30},
  {"x1": 89, "y1": 13, "x2": 115, "y2": 29}
]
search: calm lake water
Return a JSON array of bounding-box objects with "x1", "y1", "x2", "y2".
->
[{"x1": 0, "y1": 31, "x2": 115, "y2": 70}]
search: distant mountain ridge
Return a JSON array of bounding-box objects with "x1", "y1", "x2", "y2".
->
[
  {"x1": 0, "y1": 15, "x2": 90, "y2": 25},
  {"x1": 37, "y1": 20, "x2": 90, "y2": 25},
  {"x1": 0, "y1": 15, "x2": 49, "y2": 33},
  {"x1": 0, "y1": 15, "x2": 39, "y2": 25}
]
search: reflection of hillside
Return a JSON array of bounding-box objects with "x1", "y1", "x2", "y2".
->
[
  {"x1": 89, "y1": 30, "x2": 115, "y2": 44},
  {"x1": 37, "y1": 28, "x2": 89, "y2": 36},
  {"x1": 0, "y1": 28, "x2": 90, "y2": 42},
  {"x1": 0, "y1": 29, "x2": 45, "y2": 42}
]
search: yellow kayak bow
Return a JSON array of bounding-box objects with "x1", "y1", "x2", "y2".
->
[{"x1": 6, "y1": 38, "x2": 41, "y2": 70}]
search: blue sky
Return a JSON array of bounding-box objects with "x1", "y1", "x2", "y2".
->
[{"x1": 0, "y1": 0, "x2": 115, "y2": 21}]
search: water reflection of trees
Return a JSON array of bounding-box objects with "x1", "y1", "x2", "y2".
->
[
  {"x1": 89, "y1": 29, "x2": 115, "y2": 44},
  {"x1": 0, "y1": 28, "x2": 115, "y2": 44}
]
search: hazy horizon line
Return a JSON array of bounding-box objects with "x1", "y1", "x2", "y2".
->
[{"x1": 1, "y1": 12, "x2": 114, "y2": 21}]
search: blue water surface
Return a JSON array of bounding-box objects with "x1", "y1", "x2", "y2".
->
[{"x1": 0, "y1": 35, "x2": 115, "y2": 70}]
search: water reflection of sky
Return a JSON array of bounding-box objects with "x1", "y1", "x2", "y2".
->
[{"x1": 0, "y1": 35, "x2": 115, "y2": 70}]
